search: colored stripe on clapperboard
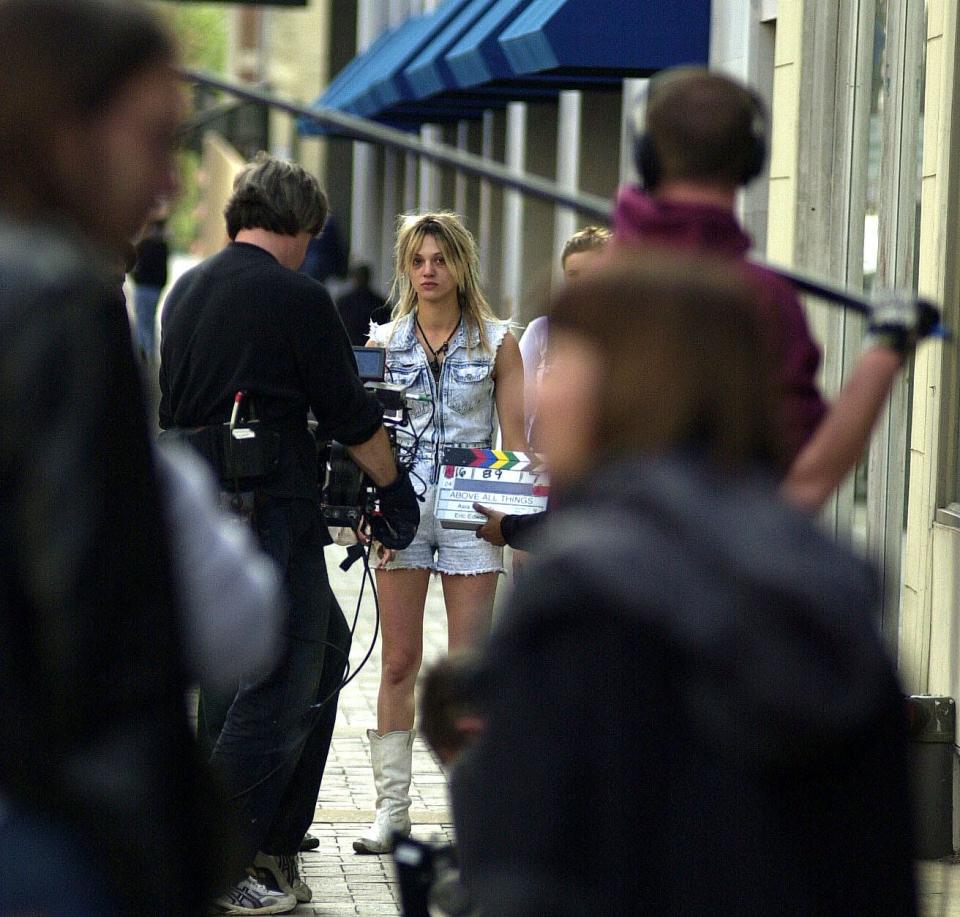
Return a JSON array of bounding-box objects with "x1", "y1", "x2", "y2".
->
[{"x1": 441, "y1": 448, "x2": 546, "y2": 472}]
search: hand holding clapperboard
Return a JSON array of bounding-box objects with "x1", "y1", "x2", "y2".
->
[{"x1": 437, "y1": 448, "x2": 550, "y2": 530}]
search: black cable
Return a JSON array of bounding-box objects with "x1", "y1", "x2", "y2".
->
[
  {"x1": 393, "y1": 397, "x2": 431, "y2": 497},
  {"x1": 386, "y1": 361, "x2": 436, "y2": 500},
  {"x1": 334, "y1": 541, "x2": 381, "y2": 694},
  {"x1": 344, "y1": 530, "x2": 379, "y2": 641}
]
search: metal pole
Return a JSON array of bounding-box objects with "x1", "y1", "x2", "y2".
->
[
  {"x1": 750, "y1": 257, "x2": 947, "y2": 334},
  {"x1": 177, "y1": 69, "x2": 946, "y2": 329},
  {"x1": 177, "y1": 68, "x2": 611, "y2": 221},
  {"x1": 748, "y1": 257, "x2": 878, "y2": 315}
]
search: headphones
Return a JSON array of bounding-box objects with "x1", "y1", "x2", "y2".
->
[{"x1": 633, "y1": 69, "x2": 768, "y2": 191}]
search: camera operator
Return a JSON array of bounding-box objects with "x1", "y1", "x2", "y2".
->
[{"x1": 159, "y1": 153, "x2": 418, "y2": 914}]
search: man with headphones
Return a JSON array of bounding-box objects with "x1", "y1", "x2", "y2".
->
[{"x1": 616, "y1": 67, "x2": 930, "y2": 512}]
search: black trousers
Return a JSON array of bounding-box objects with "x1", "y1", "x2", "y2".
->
[{"x1": 207, "y1": 497, "x2": 351, "y2": 866}]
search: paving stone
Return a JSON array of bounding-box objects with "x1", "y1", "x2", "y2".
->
[
  {"x1": 186, "y1": 546, "x2": 960, "y2": 916},
  {"x1": 283, "y1": 554, "x2": 468, "y2": 915}
]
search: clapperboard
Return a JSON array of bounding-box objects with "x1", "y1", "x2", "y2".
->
[{"x1": 436, "y1": 448, "x2": 550, "y2": 530}]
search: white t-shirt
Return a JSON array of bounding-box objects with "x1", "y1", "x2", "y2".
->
[{"x1": 517, "y1": 315, "x2": 549, "y2": 444}]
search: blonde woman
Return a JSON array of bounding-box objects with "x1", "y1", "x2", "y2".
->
[{"x1": 355, "y1": 212, "x2": 526, "y2": 854}]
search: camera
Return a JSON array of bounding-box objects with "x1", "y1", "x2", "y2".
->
[
  {"x1": 393, "y1": 835, "x2": 475, "y2": 917},
  {"x1": 317, "y1": 346, "x2": 415, "y2": 529}
]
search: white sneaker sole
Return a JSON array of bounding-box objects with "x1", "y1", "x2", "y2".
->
[{"x1": 212, "y1": 898, "x2": 297, "y2": 915}]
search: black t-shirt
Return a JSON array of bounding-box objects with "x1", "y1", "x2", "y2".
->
[{"x1": 159, "y1": 241, "x2": 383, "y2": 499}]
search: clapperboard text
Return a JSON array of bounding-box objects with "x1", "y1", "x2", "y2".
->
[{"x1": 436, "y1": 449, "x2": 550, "y2": 530}]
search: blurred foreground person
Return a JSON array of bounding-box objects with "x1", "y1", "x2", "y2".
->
[
  {"x1": 419, "y1": 652, "x2": 485, "y2": 770},
  {"x1": 451, "y1": 255, "x2": 916, "y2": 916},
  {"x1": 0, "y1": 1, "x2": 229, "y2": 914}
]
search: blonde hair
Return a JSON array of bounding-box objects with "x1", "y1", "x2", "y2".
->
[
  {"x1": 560, "y1": 225, "x2": 611, "y2": 268},
  {"x1": 389, "y1": 211, "x2": 498, "y2": 352}
]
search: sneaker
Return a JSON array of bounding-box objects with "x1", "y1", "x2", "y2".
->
[
  {"x1": 299, "y1": 832, "x2": 319, "y2": 852},
  {"x1": 211, "y1": 874, "x2": 297, "y2": 914},
  {"x1": 254, "y1": 851, "x2": 313, "y2": 903}
]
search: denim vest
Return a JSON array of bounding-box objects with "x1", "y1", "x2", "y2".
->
[{"x1": 369, "y1": 312, "x2": 509, "y2": 483}]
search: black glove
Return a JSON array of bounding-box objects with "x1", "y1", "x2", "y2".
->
[
  {"x1": 866, "y1": 295, "x2": 942, "y2": 356},
  {"x1": 369, "y1": 469, "x2": 420, "y2": 550}
]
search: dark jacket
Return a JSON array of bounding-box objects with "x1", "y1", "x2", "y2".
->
[
  {"x1": 132, "y1": 232, "x2": 169, "y2": 287},
  {"x1": 453, "y1": 454, "x2": 916, "y2": 916},
  {"x1": 613, "y1": 186, "x2": 827, "y2": 468},
  {"x1": 0, "y1": 217, "x2": 227, "y2": 914},
  {"x1": 335, "y1": 284, "x2": 387, "y2": 346},
  {"x1": 299, "y1": 216, "x2": 348, "y2": 283},
  {"x1": 500, "y1": 508, "x2": 545, "y2": 550}
]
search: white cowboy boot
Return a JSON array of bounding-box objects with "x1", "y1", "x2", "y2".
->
[{"x1": 353, "y1": 729, "x2": 415, "y2": 854}]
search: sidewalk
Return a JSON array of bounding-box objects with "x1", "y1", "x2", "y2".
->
[
  {"x1": 922, "y1": 860, "x2": 960, "y2": 917},
  {"x1": 200, "y1": 539, "x2": 960, "y2": 916},
  {"x1": 289, "y1": 545, "x2": 470, "y2": 915},
  {"x1": 307, "y1": 542, "x2": 960, "y2": 917}
]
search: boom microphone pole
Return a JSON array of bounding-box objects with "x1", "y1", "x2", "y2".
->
[
  {"x1": 749, "y1": 256, "x2": 950, "y2": 340},
  {"x1": 177, "y1": 70, "x2": 949, "y2": 340}
]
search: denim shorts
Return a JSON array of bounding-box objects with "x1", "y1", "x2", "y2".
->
[{"x1": 374, "y1": 482, "x2": 504, "y2": 575}]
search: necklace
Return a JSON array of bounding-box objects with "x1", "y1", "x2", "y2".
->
[{"x1": 415, "y1": 310, "x2": 461, "y2": 379}]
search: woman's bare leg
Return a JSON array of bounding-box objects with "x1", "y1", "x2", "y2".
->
[
  {"x1": 375, "y1": 567, "x2": 431, "y2": 732},
  {"x1": 441, "y1": 572, "x2": 499, "y2": 653}
]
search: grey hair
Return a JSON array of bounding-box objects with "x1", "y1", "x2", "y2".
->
[{"x1": 224, "y1": 151, "x2": 328, "y2": 240}]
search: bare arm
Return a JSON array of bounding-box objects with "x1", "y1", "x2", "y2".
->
[
  {"x1": 494, "y1": 331, "x2": 529, "y2": 452},
  {"x1": 782, "y1": 346, "x2": 903, "y2": 513}
]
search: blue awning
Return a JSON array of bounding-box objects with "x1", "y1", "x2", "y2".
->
[
  {"x1": 302, "y1": 3, "x2": 494, "y2": 135},
  {"x1": 498, "y1": 0, "x2": 709, "y2": 77},
  {"x1": 402, "y1": 0, "x2": 559, "y2": 109},
  {"x1": 442, "y1": 0, "x2": 623, "y2": 91},
  {"x1": 404, "y1": 0, "x2": 499, "y2": 100},
  {"x1": 301, "y1": 0, "x2": 710, "y2": 134},
  {"x1": 445, "y1": 0, "x2": 530, "y2": 89},
  {"x1": 319, "y1": 28, "x2": 396, "y2": 113},
  {"x1": 352, "y1": 4, "x2": 468, "y2": 118}
]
